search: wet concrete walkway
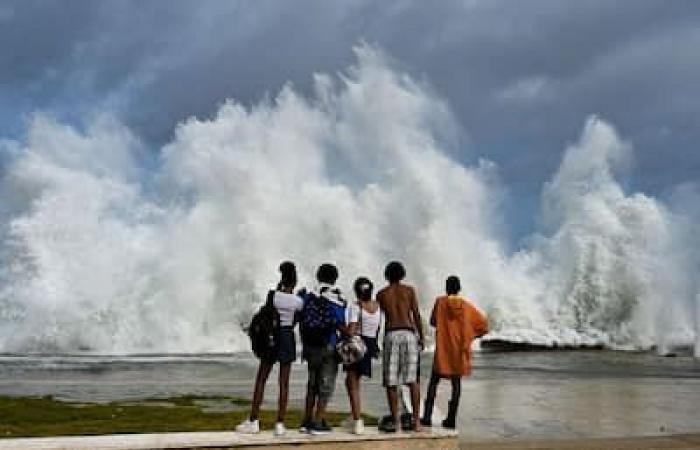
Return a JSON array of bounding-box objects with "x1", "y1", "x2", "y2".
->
[
  {"x1": 462, "y1": 433, "x2": 700, "y2": 449},
  {"x1": 1, "y1": 431, "x2": 698, "y2": 450},
  {"x1": 0, "y1": 429, "x2": 457, "y2": 450}
]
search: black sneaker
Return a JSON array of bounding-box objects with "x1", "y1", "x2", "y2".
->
[
  {"x1": 310, "y1": 420, "x2": 332, "y2": 435},
  {"x1": 298, "y1": 419, "x2": 312, "y2": 433},
  {"x1": 378, "y1": 415, "x2": 397, "y2": 433},
  {"x1": 441, "y1": 418, "x2": 456, "y2": 429},
  {"x1": 400, "y1": 412, "x2": 414, "y2": 430}
]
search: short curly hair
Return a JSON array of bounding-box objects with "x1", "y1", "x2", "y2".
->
[
  {"x1": 316, "y1": 263, "x2": 339, "y2": 284},
  {"x1": 384, "y1": 261, "x2": 406, "y2": 283}
]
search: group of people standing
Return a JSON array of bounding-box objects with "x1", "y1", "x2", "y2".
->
[{"x1": 236, "y1": 260, "x2": 488, "y2": 436}]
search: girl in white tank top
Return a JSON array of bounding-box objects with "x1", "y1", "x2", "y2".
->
[
  {"x1": 357, "y1": 303, "x2": 381, "y2": 338},
  {"x1": 344, "y1": 277, "x2": 381, "y2": 435}
]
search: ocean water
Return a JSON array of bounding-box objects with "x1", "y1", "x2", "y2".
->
[{"x1": 1, "y1": 350, "x2": 698, "y2": 440}]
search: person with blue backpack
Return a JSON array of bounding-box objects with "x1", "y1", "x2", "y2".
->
[
  {"x1": 298, "y1": 263, "x2": 349, "y2": 435},
  {"x1": 237, "y1": 261, "x2": 303, "y2": 436}
]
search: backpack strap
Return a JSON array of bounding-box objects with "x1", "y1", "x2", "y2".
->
[
  {"x1": 265, "y1": 289, "x2": 275, "y2": 307},
  {"x1": 358, "y1": 302, "x2": 363, "y2": 337}
]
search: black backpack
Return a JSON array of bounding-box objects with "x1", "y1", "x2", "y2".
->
[
  {"x1": 247, "y1": 290, "x2": 280, "y2": 360},
  {"x1": 300, "y1": 289, "x2": 339, "y2": 347}
]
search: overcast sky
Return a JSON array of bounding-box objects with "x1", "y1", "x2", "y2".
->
[{"x1": 1, "y1": 0, "x2": 698, "y2": 242}]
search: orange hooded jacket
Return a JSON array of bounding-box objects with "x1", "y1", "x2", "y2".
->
[{"x1": 430, "y1": 295, "x2": 488, "y2": 377}]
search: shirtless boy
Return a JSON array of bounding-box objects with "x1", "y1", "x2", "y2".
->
[{"x1": 377, "y1": 261, "x2": 425, "y2": 432}]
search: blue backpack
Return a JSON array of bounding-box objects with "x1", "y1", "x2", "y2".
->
[{"x1": 300, "y1": 289, "x2": 339, "y2": 347}]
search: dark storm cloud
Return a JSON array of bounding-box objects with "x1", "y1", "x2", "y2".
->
[{"x1": 1, "y1": 0, "x2": 699, "y2": 240}]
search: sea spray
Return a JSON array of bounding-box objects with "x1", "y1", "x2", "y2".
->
[
  {"x1": 0, "y1": 45, "x2": 697, "y2": 353},
  {"x1": 696, "y1": 292, "x2": 700, "y2": 358},
  {"x1": 666, "y1": 183, "x2": 700, "y2": 356}
]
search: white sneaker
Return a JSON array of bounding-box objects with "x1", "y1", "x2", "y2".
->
[
  {"x1": 352, "y1": 418, "x2": 364, "y2": 435},
  {"x1": 274, "y1": 422, "x2": 286, "y2": 436},
  {"x1": 235, "y1": 419, "x2": 260, "y2": 434}
]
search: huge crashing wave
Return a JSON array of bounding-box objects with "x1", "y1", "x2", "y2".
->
[{"x1": 0, "y1": 45, "x2": 698, "y2": 354}]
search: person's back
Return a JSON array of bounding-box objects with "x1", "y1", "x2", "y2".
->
[
  {"x1": 299, "y1": 263, "x2": 346, "y2": 436},
  {"x1": 433, "y1": 295, "x2": 487, "y2": 377},
  {"x1": 342, "y1": 277, "x2": 380, "y2": 435},
  {"x1": 273, "y1": 291, "x2": 304, "y2": 329},
  {"x1": 377, "y1": 261, "x2": 424, "y2": 432},
  {"x1": 300, "y1": 286, "x2": 342, "y2": 350},
  {"x1": 377, "y1": 283, "x2": 419, "y2": 332},
  {"x1": 237, "y1": 261, "x2": 300, "y2": 436},
  {"x1": 422, "y1": 275, "x2": 488, "y2": 430}
]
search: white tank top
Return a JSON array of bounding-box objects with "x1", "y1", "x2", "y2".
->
[{"x1": 358, "y1": 305, "x2": 381, "y2": 338}]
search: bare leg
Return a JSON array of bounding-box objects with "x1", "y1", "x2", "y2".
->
[
  {"x1": 386, "y1": 386, "x2": 399, "y2": 427},
  {"x1": 408, "y1": 381, "x2": 422, "y2": 431},
  {"x1": 250, "y1": 361, "x2": 273, "y2": 421},
  {"x1": 314, "y1": 397, "x2": 329, "y2": 424},
  {"x1": 346, "y1": 371, "x2": 361, "y2": 420},
  {"x1": 276, "y1": 362, "x2": 292, "y2": 423}
]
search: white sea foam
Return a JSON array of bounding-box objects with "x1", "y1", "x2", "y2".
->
[{"x1": 0, "y1": 45, "x2": 697, "y2": 354}]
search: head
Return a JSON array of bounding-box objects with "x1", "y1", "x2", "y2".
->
[
  {"x1": 278, "y1": 261, "x2": 297, "y2": 289},
  {"x1": 353, "y1": 277, "x2": 374, "y2": 301},
  {"x1": 446, "y1": 275, "x2": 461, "y2": 295},
  {"x1": 316, "y1": 263, "x2": 339, "y2": 285},
  {"x1": 384, "y1": 261, "x2": 406, "y2": 284}
]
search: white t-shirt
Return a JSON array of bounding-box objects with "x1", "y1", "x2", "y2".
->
[
  {"x1": 273, "y1": 291, "x2": 304, "y2": 327},
  {"x1": 346, "y1": 302, "x2": 381, "y2": 338}
]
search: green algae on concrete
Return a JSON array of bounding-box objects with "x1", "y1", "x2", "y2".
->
[{"x1": 0, "y1": 395, "x2": 376, "y2": 438}]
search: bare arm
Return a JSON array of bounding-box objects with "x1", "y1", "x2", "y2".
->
[
  {"x1": 341, "y1": 303, "x2": 359, "y2": 337},
  {"x1": 340, "y1": 323, "x2": 356, "y2": 337},
  {"x1": 411, "y1": 288, "x2": 425, "y2": 345},
  {"x1": 377, "y1": 290, "x2": 389, "y2": 330},
  {"x1": 347, "y1": 309, "x2": 359, "y2": 336}
]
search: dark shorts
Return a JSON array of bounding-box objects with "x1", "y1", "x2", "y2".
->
[
  {"x1": 344, "y1": 336, "x2": 379, "y2": 378},
  {"x1": 305, "y1": 344, "x2": 338, "y2": 401},
  {"x1": 277, "y1": 327, "x2": 297, "y2": 364},
  {"x1": 262, "y1": 327, "x2": 296, "y2": 365}
]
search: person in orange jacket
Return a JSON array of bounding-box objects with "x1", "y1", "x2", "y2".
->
[{"x1": 421, "y1": 275, "x2": 488, "y2": 429}]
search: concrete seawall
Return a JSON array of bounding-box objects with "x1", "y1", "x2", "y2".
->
[{"x1": 0, "y1": 429, "x2": 458, "y2": 450}]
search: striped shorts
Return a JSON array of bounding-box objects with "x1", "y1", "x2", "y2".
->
[{"x1": 382, "y1": 329, "x2": 420, "y2": 387}]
